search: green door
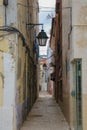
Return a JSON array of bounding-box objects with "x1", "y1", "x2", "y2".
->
[{"x1": 75, "y1": 60, "x2": 82, "y2": 130}]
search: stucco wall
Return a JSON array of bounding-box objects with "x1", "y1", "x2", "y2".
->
[
  {"x1": 70, "y1": 1, "x2": 87, "y2": 130},
  {"x1": 62, "y1": 0, "x2": 71, "y2": 123},
  {"x1": 0, "y1": 33, "x2": 17, "y2": 130},
  {"x1": 62, "y1": 1, "x2": 87, "y2": 129},
  {"x1": 0, "y1": 0, "x2": 39, "y2": 130},
  {"x1": 71, "y1": 0, "x2": 87, "y2": 60}
]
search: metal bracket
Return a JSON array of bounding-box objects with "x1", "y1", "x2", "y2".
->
[{"x1": 26, "y1": 23, "x2": 43, "y2": 29}]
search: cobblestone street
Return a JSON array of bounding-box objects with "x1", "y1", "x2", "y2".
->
[{"x1": 20, "y1": 92, "x2": 69, "y2": 130}]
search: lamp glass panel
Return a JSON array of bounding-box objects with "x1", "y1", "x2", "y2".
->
[{"x1": 38, "y1": 39, "x2": 47, "y2": 46}]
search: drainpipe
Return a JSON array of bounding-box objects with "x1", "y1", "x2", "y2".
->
[
  {"x1": 3, "y1": 0, "x2": 8, "y2": 25},
  {"x1": 68, "y1": 26, "x2": 72, "y2": 49},
  {"x1": 68, "y1": 7, "x2": 72, "y2": 49},
  {"x1": 5, "y1": 6, "x2": 7, "y2": 25},
  {"x1": 27, "y1": 0, "x2": 30, "y2": 24}
]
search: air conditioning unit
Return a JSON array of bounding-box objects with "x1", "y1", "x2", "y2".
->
[{"x1": 3, "y1": 0, "x2": 8, "y2": 6}]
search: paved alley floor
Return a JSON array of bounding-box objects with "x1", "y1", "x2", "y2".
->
[{"x1": 20, "y1": 91, "x2": 69, "y2": 130}]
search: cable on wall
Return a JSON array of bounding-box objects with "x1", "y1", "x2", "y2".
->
[{"x1": 0, "y1": 26, "x2": 30, "y2": 53}]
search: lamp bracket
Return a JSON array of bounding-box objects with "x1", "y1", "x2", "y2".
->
[{"x1": 26, "y1": 23, "x2": 43, "y2": 29}]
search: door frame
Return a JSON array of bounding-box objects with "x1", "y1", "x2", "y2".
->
[{"x1": 73, "y1": 59, "x2": 82, "y2": 130}]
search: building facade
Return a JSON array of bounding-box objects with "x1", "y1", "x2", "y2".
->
[
  {"x1": 70, "y1": 1, "x2": 87, "y2": 130},
  {"x1": 39, "y1": 58, "x2": 47, "y2": 91},
  {"x1": 55, "y1": 0, "x2": 63, "y2": 104},
  {"x1": 48, "y1": 17, "x2": 56, "y2": 95},
  {"x1": 55, "y1": 0, "x2": 87, "y2": 130},
  {"x1": 0, "y1": 0, "x2": 39, "y2": 130}
]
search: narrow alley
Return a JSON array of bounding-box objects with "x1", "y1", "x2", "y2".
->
[
  {"x1": 0, "y1": 0, "x2": 87, "y2": 130},
  {"x1": 20, "y1": 92, "x2": 69, "y2": 130}
]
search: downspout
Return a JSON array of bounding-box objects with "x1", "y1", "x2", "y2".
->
[
  {"x1": 3, "y1": 0, "x2": 8, "y2": 25},
  {"x1": 5, "y1": 6, "x2": 7, "y2": 25},
  {"x1": 68, "y1": 26, "x2": 72, "y2": 49},
  {"x1": 27, "y1": 0, "x2": 30, "y2": 24},
  {"x1": 68, "y1": 7, "x2": 72, "y2": 49}
]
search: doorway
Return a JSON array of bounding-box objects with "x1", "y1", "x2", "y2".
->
[{"x1": 74, "y1": 59, "x2": 82, "y2": 130}]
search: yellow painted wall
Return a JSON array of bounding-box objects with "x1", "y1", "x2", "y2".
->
[
  {"x1": 0, "y1": 38, "x2": 9, "y2": 53},
  {"x1": 0, "y1": 0, "x2": 3, "y2": 25},
  {"x1": 16, "y1": 0, "x2": 39, "y2": 105},
  {"x1": 16, "y1": 38, "x2": 26, "y2": 104},
  {"x1": 16, "y1": 0, "x2": 30, "y2": 105},
  {"x1": 0, "y1": 0, "x2": 3, "y2": 5}
]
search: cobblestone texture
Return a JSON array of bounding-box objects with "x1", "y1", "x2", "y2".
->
[{"x1": 20, "y1": 92, "x2": 69, "y2": 130}]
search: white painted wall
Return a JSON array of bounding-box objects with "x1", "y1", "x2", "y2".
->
[{"x1": 0, "y1": 53, "x2": 16, "y2": 130}]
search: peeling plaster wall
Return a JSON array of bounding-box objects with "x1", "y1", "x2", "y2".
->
[
  {"x1": 0, "y1": 0, "x2": 39, "y2": 130},
  {"x1": 0, "y1": 1, "x2": 18, "y2": 130},
  {"x1": 16, "y1": 37, "x2": 27, "y2": 129},
  {"x1": 0, "y1": 34, "x2": 18, "y2": 130},
  {"x1": 15, "y1": 1, "x2": 39, "y2": 129}
]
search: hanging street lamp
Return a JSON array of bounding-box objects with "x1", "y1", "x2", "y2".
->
[
  {"x1": 26, "y1": 23, "x2": 49, "y2": 46},
  {"x1": 36, "y1": 29, "x2": 48, "y2": 46},
  {"x1": 43, "y1": 63, "x2": 47, "y2": 70}
]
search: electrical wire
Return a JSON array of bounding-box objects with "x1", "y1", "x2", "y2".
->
[
  {"x1": 0, "y1": 26, "x2": 26, "y2": 46},
  {"x1": 0, "y1": 26, "x2": 30, "y2": 54}
]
